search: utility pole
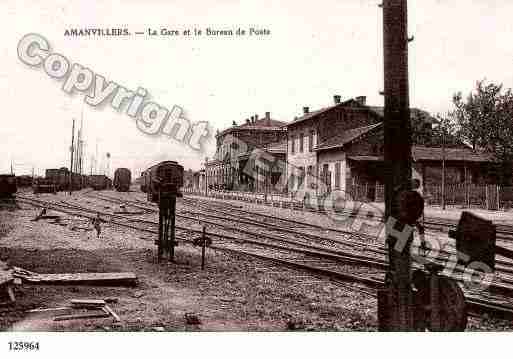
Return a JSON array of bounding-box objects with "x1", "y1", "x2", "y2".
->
[
  {"x1": 106, "y1": 153, "x2": 111, "y2": 177},
  {"x1": 205, "y1": 157, "x2": 209, "y2": 197},
  {"x1": 69, "y1": 119, "x2": 75, "y2": 195},
  {"x1": 95, "y1": 139, "x2": 99, "y2": 175},
  {"x1": 10, "y1": 161, "x2": 13, "y2": 175},
  {"x1": 441, "y1": 127, "x2": 446, "y2": 210},
  {"x1": 381, "y1": 0, "x2": 414, "y2": 331}
]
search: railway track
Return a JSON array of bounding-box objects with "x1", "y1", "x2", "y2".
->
[
  {"x1": 84, "y1": 192, "x2": 513, "y2": 289},
  {"x1": 89, "y1": 192, "x2": 513, "y2": 280},
  {"x1": 15, "y1": 193, "x2": 513, "y2": 321},
  {"x1": 183, "y1": 192, "x2": 513, "y2": 242}
]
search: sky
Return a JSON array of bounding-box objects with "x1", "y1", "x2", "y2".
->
[{"x1": 1, "y1": 0, "x2": 512, "y2": 176}]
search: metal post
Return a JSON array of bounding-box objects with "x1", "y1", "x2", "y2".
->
[
  {"x1": 464, "y1": 160, "x2": 469, "y2": 208},
  {"x1": 69, "y1": 119, "x2": 75, "y2": 195},
  {"x1": 158, "y1": 199, "x2": 164, "y2": 262},
  {"x1": 205, "y1": 157, "x2": 209, "y2": 197},
  {"x1": 201, "y1": 226, "x2": 206, "y2": 270},
  {"x1": 169, "y1": 194, "x2": 176, "y2": 262},
  {"x1": 382, "y1": 0, "x2": 414, "y2": 331}
]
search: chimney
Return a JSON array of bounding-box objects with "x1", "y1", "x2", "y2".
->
[
  {"x1": 255, "y1": 114, "x2": 259, "y2": 123},
  {"x1": 334, "y1": 95, "x2": 341, "y2": 104},
  {"x1": 356, "y1": 96, "x2": 366, "y2": 106},
  {"x1": 250, "y1": 115, "x2": 254, "y2": 124},
  {"x1": 303, "y1": 106, "x2": 309, "y2": 114},
  {"x1": 265, "y1": 111, "x2": 271, "y2": 125},
  {"x1": 246, "y1": 118, "x2": 250, "y2": 125},
  {"x1": 232, "y1": 120, "x2": 237, "y2": 126}
]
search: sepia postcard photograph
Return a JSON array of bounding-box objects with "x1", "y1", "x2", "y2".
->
[{"x1": 1, "y1": 0, "x2": 513, "y2": 357}]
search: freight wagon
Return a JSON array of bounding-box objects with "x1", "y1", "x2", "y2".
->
[
  {"x1": 0, "y1": 174, "x2": 17, "y2": 197},
  {"x1": 113, "y1": 168, "x2": 131, "y2": 192}
]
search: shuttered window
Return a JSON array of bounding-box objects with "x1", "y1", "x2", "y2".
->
[{"x1": 335, "y1": 162, "x2": 341, "y2": 189}]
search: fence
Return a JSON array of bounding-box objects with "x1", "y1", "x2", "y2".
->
[
  {"x1": 349, "y1": 183, "x2": 513, "y2": 211},
  {"x1": 183, "y1": 183, "x2": 513, "y2": 212}
]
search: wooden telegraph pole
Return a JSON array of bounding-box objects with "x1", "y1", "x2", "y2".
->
[
  {"x1": 381, "y1": 0, "x2": 414, "y2": 331},
  {"x1": 442, "y1": 128, "x2": 446, "y2": 209},
  {"x1": 205, "y1": 157, "x2": 209, "y2": 197},
  {"x1": 69, "y1": 119, "x2": 75, "y2": 195}
]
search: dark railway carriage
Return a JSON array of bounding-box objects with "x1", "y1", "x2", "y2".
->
[
  {"x1": 45, "y1": 168, "x2": 62, "y2": 190},
  {"x1": 33, "y1": 178, "x2": 56, "y2": 194},
  {"x1": 16, "y1": 175, "x2": 33, "y2": 188},
  {"x1": 113, "y1": 168, "x2": 131, "y2": 192},
  {"x1": 44, "y1": 167, "x2": 84, "y2": 191},
  {"x1": 0, "y1": 174, "x2": 17, "y2": 197},
  {"x1": 89, "y1": 175, "x2": 110, "y2": 191},
  {"x1": 143, "y1": 161, "x2": 184, "y2": 202}
]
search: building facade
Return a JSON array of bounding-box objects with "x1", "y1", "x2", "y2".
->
[
  {"x1": 315, "y1": 121, "x2": 495, "y2": 203},
  {"x1": 205, "y1": 112, "x2": 287, "y2": 192},
  {"x1": 286, "y1": 95, "x2": 389, "y2": 198}
]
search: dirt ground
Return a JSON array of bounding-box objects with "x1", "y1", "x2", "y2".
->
[
  {"x1": 1, "y1": 191, "x2": 512, "y2": 331},
  {"x1": 0, "y1": 196, "x2": 377, "y2": 331}
]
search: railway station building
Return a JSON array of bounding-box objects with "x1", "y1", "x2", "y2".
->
[
  {"x1": 205, "y1": 112, "x2": 287, "y2": 192},
  {"x1": 314, "y1": 122, "x2": 495, "y2": 203},
  {"x1": 285, "y1": 95, "x2": 410, "y2": 196},
  {"x1": 285, "y1": 94, "x2": 501, "y2": 205}
]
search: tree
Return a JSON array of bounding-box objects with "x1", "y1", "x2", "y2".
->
[{"x1": 452, "y1": 80, "x2": 513, "y2": 185}]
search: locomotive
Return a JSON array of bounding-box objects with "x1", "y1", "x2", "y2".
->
[
  {"x1": 143, "y1": 161, "x2": 184, "y2": 202},
  {"x1": 113, "y1": 168, "x2": 131, "y2": 192},
  {"x1": 0, "y1": 174, "x2": 17, "y2": 197}
]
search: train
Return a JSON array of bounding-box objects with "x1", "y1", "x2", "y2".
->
[
  {"x1": 89, "y1": 175, "x2": 111, "y2": 191},
  {"x1": 0, "y1": 174, "x2": 17, "y2": 197},
  {"x1": 143, "y1": 161, "x2": 184, "y2": 202},
  {"x1": 113, "y1": 168, "x2": 131, "y2": 192},
  {"x1": 16, "y1": 175, "x2": 33, "y2": 188},
  {"x1": 45, "y1": 167, "x2": 88, "y2": 191},
  {"x1": 33, "y1": 178, "x2": 57, "y2": 194}
]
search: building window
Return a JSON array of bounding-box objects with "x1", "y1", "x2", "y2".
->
[
  {"x1": 290, "y1": 174, "x2": 295, "y2": 190},
  {"x1": 335, "y1": 162, "x2": 341, "y2": 189},
  {"x1": 322, "y1": 164, "x2": 331, "y2": 191},
  {"x1": 300, "y1": 133, "x2": 304, "y2": 153},
  {"x1": 291, "y1": 136, "x2": 295, "y2": 154},
  {"x1": 307, "y1": 165, "x2": 313, "y2": 187},
  {"x1": 298, "y1": 167, "x2": 305, "y2": 188},
  {"x1": 309, "y1": 130, "x2": 314, "y2": 152}
]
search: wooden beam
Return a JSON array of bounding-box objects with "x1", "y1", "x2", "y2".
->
[
  {"x1": 23, "y1": 272, "x2": 137, "y2": 287},
  {"x1": 53, "y1": 311, "x2": 110, "y2": 322}
]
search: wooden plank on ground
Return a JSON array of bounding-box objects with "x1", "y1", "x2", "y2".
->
[
  {"x1": 53, "y1": 311, "x2": 110, "y2": 321},
  {"x1": 24, "y1": 272, "x2": 137, "y2": 287},
  {"x1": 71, "y1": 299, "x2": 106, "y2": 308}
]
